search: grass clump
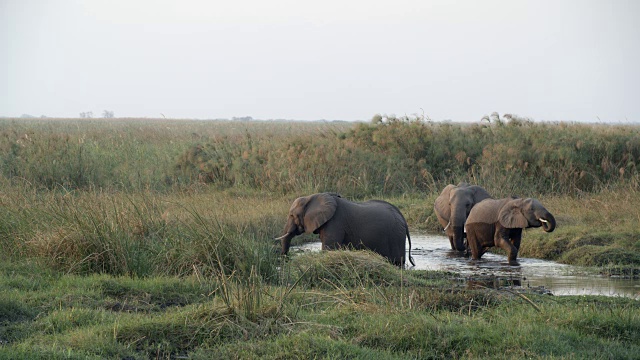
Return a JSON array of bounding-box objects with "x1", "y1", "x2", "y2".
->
[{"x1": 289, "y1": 250, "x2": 408, "y2": 289}]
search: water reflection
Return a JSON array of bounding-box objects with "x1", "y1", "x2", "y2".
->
[{"x1": 294, "y1": 234, "x2": 640, "y2": 299}]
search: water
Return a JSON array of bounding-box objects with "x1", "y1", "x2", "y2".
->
[{"x1": 294, "y1": 234, "x2": 640, "y2": 299}]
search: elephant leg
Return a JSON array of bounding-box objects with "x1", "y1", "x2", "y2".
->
[
  {"x1": 448, "y1": 236, "x2": 456, "y2": 250},
  {"x1": 465, "y1": 224, "x2": 482, "y2": 260},
  {"x1": 510, "y1": 228, "x2": 523, "y2": 251},
  {"x1": 462, "y1": 235, "x2": 472, "y2": 256},
  {"x1": 470, "y1": 242, "x2": 482, "y2": 260},
  {"x1": 478, "y1": 246, "x2": 489, "y2": 257},
  {"x1": 496, "y1": 228, "x2": 519, "y2": 265},
  {"x1": 318, "y1": 226, "x2": 344, "y2": 250},
  {"x1": 467, "y1": 223, "x2": 496, "y2": 260}
]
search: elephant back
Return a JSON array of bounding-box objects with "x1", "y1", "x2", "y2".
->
[{"x1": 465, "y1": 198, "x2": 510, "y2": 225}]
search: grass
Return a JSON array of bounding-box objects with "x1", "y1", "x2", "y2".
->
[
  {"x1": 1, "y1": 253, "x2": 639, "y2": 359},
  {"x1": 518, "y1": 188, "x2": 640, "y2": 276},
  {"x1": 0, "y1": 117, "x2": 639, "y2": 358},
  {"x1": 3, "y1": 117, "x2": 639, "y2": 196}
]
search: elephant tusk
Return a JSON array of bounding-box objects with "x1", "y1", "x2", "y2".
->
[
  {"x1": 539, "y1": 218, "x2": 549, "y2": 223},
  {"x1": 443, "y1": 222, "x2": 450, "y2": 231},
  {"x1": 274, "y1": 234, "x2": 288, "y2": 241}
]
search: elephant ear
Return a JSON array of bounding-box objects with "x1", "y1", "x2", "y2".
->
[
  {"x1": 303, "y1": 193, "x2": 338, "y2": 234},
  {"x1": 434, "y1": 184, "x2": 456, "y2": 221},
  {"x1": 498, "y1": 198, "x2": 529, "y2": 229}
]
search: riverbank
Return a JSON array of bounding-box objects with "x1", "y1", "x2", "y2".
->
[
  {"x1": 296, "y1": 234, "x2": 640, "y2": 299},
  {"x1": 385, "y1": 188, "x2": 640, "y2": 278},
  {"x1": 1, "y1": 183, "x2": 638, "y2": 277},
  {"x1": 2, "y1": 252, "x2": 639, "y2": 359}
]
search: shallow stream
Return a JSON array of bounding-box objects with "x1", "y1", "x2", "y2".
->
[{"x1": 294, "y1": 234, "x2": 640, "y2": 299}]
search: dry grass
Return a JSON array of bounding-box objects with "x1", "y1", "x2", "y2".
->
[{"x1": 518, "y1": 187, "x2": 640, "y2": 272}]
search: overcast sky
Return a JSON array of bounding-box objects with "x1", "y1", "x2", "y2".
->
[{"x1": 2, "y1": 0, "x2": 639, "y2": 122}]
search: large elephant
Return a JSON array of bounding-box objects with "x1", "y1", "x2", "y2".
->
[
  {"x1": 276, "y1": 192, "x2": 415, "y2": 267},
  {"x1": 465, "y1": 197, "x2": 556, "y2": 265},
  {"x1": 434, "y1": 183, "x2": 492, "y2": 251}
]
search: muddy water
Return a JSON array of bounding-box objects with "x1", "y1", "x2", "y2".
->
[{"x1": 294, "y1": 234, "x2": 640, "y2": 299}]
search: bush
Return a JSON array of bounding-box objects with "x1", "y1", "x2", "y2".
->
[
  {"x1": 171, "y1": 119, "x2": 640, "y2": 197},
  {"x1": 2, "y1": 118, "x2": 638, "y2": 196}
]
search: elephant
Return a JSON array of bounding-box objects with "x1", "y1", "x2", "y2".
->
[
  {"x1": 465, "y1": 197, "x2": 556, "y2": 265},
  {"x1": 434, "y1": 183, "x2": 492, "y2": 251},
  {"x1": 275, "y1": 192, "x2": 415, "y2": 267}
]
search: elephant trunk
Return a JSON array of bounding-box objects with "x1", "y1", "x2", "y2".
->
[
  {"x1": 452, "y1": 226, "x2": 466, "y2": 251},
  {"x1": 450, "y1": 208, "x2": 467, "y2": 252},
  {"x1": 276, "y1": 232, "x2": 295, "y2": 255},
  {"x1": 540, "y1": 213, "x2": 556, "y2": 232},
  {"x1": 276, "y1": 220, "x2": 299, "y2": 255}
]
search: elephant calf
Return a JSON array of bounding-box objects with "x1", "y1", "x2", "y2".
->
[
  {"x1": 276, "y1": 192, "x2": 415, "y2": 267},
  {"x1": 465, "y1": 197, "x2": 556, "y2": 265}
]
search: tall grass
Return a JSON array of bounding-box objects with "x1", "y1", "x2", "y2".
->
[
  {"x1": 0, "y1": 182, "x2": 285, "y2": 280},
  {"x1": 1, "y1": 118, "x2": 639, "y2": 276},
  {"x1": 2, "y1": 117, "x2": 638, "y2": 196}
]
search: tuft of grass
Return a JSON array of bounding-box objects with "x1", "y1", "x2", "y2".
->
[{"x1": 289, "y1": 250, "x2": 405, "y2": 289}]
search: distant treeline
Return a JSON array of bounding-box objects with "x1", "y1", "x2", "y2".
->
[{"x1": 1, "y1": 118, "x2": 638, "y2": 196}]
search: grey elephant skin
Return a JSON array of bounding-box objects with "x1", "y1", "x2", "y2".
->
[
  {"x1": 465, "y1": 197, "x2": 556, "y2": 265},
  {"x1": 276, "y1": 193, "x2": 415, "y2": 267},
  {"x1": 434, "y1": 183, "x2": 492, "y2": 251}
]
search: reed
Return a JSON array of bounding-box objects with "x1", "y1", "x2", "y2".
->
[{"x1": 2, "y1": 118, "x2": 638, "y2": 197}]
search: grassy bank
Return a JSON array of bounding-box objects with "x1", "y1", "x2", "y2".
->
[
  {"x1": 1, "y1": 180, "x2": 638, "y2": 278},
  {"x1": 517, "y1": 188, "x2": 640, "y2": 277},
  {"x1": 1, "y1": 253, "x2": 638, "y2": 359}
]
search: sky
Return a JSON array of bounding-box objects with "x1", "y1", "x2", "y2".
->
[{"x1": 2, "y1": 0, "x2": 639, "y2": 122}]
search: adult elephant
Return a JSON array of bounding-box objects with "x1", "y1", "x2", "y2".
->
[
  {"x1": 465, "y1": 197, "x2": 556, "y2": 265},
  {"x1": 275, "y1": 192, "x2": 415, "y2": 267},
  {"x1": 434, "y1": 183, "x2": 492, "y2": 251}
]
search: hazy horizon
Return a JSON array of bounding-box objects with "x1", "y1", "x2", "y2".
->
[{"x1": 2, "y1": 0, "x2": 639, "y2": 122}]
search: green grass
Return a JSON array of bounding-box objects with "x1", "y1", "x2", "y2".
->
[
  {"x1": 3, "y1": 117, "x2": 639, "y2": 196},
  {"x1": 1, "y1": 117, "x2": 639, "y2": 358},
  {"x1": 518, "y1": 189, "x2": 640, "y2": 276},
  {"x1": 1, "y1": 254, "x2": 638, "y2": 359}
]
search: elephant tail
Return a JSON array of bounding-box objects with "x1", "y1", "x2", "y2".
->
[{"x1": 407, "y1": 228, "x2": 416, "y2": 267}]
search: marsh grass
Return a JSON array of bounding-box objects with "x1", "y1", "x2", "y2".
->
[
  {"x1": 3, "y1": 118, "x2": 638, "y2": 196},
  {"x1": 0, "y1": 181, "x2": 287, "y2": 281},
  {"x1": 1, "y1": 118, "x2": 640, "y2": 358},
  {"x1": 3, "y1": 254, "x2": 638, "y2": 359},
  {"x1": 518, "y1": 188, "x2": 640, "y2": 275}
]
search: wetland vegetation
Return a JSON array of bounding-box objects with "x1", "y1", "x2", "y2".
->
[{"x1": 1, "y1": 116, "x2": 638, "y2": 359}]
